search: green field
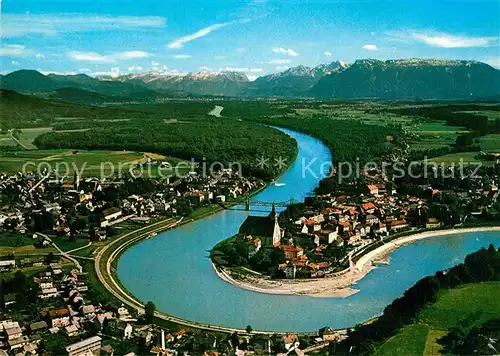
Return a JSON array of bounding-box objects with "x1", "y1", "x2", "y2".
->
[
  {"x1": 375, "y1": 324, "x2": 429, "y2": 356},
  {"x1": 16, "y1": 127, "x2": 54, "y2": 149},
  {"x1": 407, "y1": 121, "x2": 469, "y2": 151},
  {"x1": 427, "y1": 152, "x2": 484, "y2": 165},
  {"x1": 479, "y1": 133, "x2": 500, "y2": 152},
  {"x1": 0, "y1": 149, "x2": 187, "y2": 177},
  {"x1": 376, "y1": 282, "x2": 500, "y2": 356},
  {"x1": 456, "y1": 110, "x2": 500, "y2": 122},
  {"x1": 418, "y1": 282, "x2": 500, "y2": 329}
]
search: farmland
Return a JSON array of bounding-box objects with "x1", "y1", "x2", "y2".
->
[{"x1": 0, "y1": 149, "x2": 187, "y2": 177}]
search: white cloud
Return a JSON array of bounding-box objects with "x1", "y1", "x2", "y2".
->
[
  {"x1": 236, "y1": 48, "x2": 246, "y2": 53},
  {"x1": 172, "y1": 54, "x2": 192, "y2": 59},
  {"x1": 267, "y1": 59, "x2": 292, "y2": 64},
  {"x1": 40, "y1": 70, "x2": 77, "y2": 75},
  {"x1": 0, "y1": 44, "x2": 32, "y2": 57},
  {"x1": 11, "y1": 60, "x2": 19, "y2": 65},
  {"x1": 411, "y1": 32, "x2": 497, "y2": 48},
  {"x1": 273, "y1": 47, "x2": 298, "y2": 56},
  {"x1": 68, "y1": 50, "x2": 150, "y2": 63},
  {"x1": 79, "y1": 68, "x2": 91, "y2": 73},
  {"x1": 151, "y1": 61, "x2": 160, "y2": 66},
  {"x1": 35, "y1": 53, "x2": 45, "y2": 59},
  {"x1": 324, "y1": 51, "x2": 332, "y2": 57},
  {"x1": 363, "y1": 44, "x2": 379, "y2": 51},
  {"x1": 69, "y1": 51, "x2": 114, "y2": 63},
  {"x1": 167, "y1": 19, "x2": 251, "y2": 49},
  {"x1": 222, "y1": 66, "x2": 263, "y2": 72},
  {"x1": 119, "y1": 51, "x2": 150, "y2": 59},
  {"x1": 199, "y1": 66, "x2": 212, "y2": 72},
  {"x1": 128, "y1": 65, "x2": 144, "y2": 72},
  {"x1": 482, "y1": 58, "x2": 500, "y2": 69},
  {"x1": 110, "y1": 67, "x2": 120, "y2": 78},
  {"x1": 276, "y1": 66, "x2": 290, "y2": 70},
  {"x1": 3, "y1": 14, "x2": 166, "y2": 37},
  {"x1": 168, "y1": 22, "x2": 230, "y2": 49}
]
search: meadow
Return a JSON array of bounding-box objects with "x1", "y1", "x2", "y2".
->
[
  {"x1": 376, "y1": 282, "x2": 500, "y2": 356},
  {"x1": 0, "y1": 149, "x2": 188, "y2": 177}
]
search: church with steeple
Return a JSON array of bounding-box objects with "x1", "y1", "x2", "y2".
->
[{"x1": 238, "y1": 203, "x2": 282, "y2": 246}]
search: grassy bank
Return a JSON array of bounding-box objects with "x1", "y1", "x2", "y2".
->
[{"x1": 375, "y1": 282, "x2": 500, "y2": 355}]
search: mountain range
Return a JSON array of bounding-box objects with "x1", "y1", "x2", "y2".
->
[{"x1": 1, "y1": 59, "x2": 499, "y2": 101}]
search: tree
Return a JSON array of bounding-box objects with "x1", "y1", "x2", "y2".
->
[
  {"x1": 246, "y1": 325, "x2": 252, "y2": 334},
  {"x1": 40, "y1": 333, "x2": 69, "y2": 355},
  {"x1": 45, "y1": 252, "x2": 56, "y2": 264},
  {"x1": 144, "y1": 301, "x2": 156, "y2": 323}
]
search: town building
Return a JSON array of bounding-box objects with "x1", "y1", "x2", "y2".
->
[{"x1": 66, "y1": 336, "x2": 102, "y2": 356}]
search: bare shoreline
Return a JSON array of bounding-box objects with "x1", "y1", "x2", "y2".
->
[{"x1": 213, "y1": 226, "x2": 500, "y2": 298}]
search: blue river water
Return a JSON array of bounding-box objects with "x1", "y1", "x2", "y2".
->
[{"x1": 117, "y1": 127, "x2": 500, "y2": 332}]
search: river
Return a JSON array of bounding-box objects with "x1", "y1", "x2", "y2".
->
[{"x1": 117, "y1": 127, "x2": 500, "y2": 332}]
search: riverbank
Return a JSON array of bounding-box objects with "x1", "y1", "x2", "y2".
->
[{"x1": 213, "y1": 226, "x2": 500, "y2": 298}]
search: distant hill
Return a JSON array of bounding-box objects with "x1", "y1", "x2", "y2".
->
[
  {"x1": 104, "y1": 71, "x2": 250, "y2": 97},
  {"x1": 309, "y1": 59, "x2": 500, "y2": 99},
  {"x1": 0, "y1": 70, "x2": 170, "y2": 102},
  {"x1": 37, "y1": 87, "x2": 126, "y2": 105},
  {"x1": 246, "y1": 61, "x2": 349, "y2": 96},
  {"x1": 2, "y1": 59, "x2": 499, "y2": 100},
  {"x1": 0, "y1": 70, "x2": 61, "y2": 93}
]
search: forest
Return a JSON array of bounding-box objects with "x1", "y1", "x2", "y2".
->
[{"x1": 34, "y1": 118, "x2": 298, "y2": 180}]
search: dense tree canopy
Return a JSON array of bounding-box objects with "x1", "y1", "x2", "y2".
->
[{"x1": 34, "y1": 118, "x2": 297, "y2": 180}]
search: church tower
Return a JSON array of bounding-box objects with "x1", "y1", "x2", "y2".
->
[
  {"x1": 269, "y1": 202, "x2": 281, "y2": 246},
  {"x1": 268, "y1": 202, "x2": 277, "y2": 220}
]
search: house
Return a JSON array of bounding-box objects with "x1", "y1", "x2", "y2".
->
[
  {"x1": 321, "y1": 328, "x2": 338, "y2": 342},
  {"x1": 389, "y1": 219, "x2": 409, "y2": 231},
  {"x1": 185, "y1": 191, "x2": 205, "y2": 206},
  {"x1": 0, "y1": 260, "x2": 16, "y2": 269},
  {"x1": 426, "y1": 217, "x2": 441, "y2": 229},
  {"x1": 66, "y1": 336, "x2": 102, "y2": 356},
  {"x1": 282, "y1": 334, "x2": 298, "y2": 351},
  {"x1": 246, "y1": 236, "x2": 261, "y2": 257},
  {"x1": 368, "y1": 184, "x2": 379, "y2": 195},
  {"x1": 362, "y1": 202, "x2": 376, "y2": 214},
  {"x1": 365, "y1": 214, "x2": 379, "y2": 225},
  {"x1": 40, "y1": 287, "x2": 58, "y2": 299},
  {"x1": 338, "y1": 220, "x2": 351, "y2": 232},
  {"x1": 5, "y1": 326, "x2": 23, "y2": 340},
  {"x1": 82, "y1": 305, "x2": 96, "y2": 316},
  {"x1": 285, "y1": 262, "x2": 296, "y2": 279},
  {"x1": 280, "y1": 245, "x2": 304, "y2": 260},
  {"x1": 29, "y1": 321, "x2": 48, "y2": 334},
  {"x1": 124, "y1": 324, "x2": 133, "y2": 339},
  {"x1": 65, "y1": 324, "x2": 79, "y2": 337},
  {"x1": 238, "y1": 204, "x2": 281, "y2": 246},
  {"x1": 319, "y1": 229, "x2": 338, "y2": 244},
  {"x1": 49, "y1": 308, "x2": 71, "y2": 327},
  {"x1": 8, "y1": 336, "x2": 30, "y2": 351},
  {"x1": 101, "y1": 207, "x2": 122, "y2": 226},
  {"x1": 52, "y1": 316, "x2": 70, "y2": 328}
]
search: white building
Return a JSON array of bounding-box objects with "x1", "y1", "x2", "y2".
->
[{"x1": 66, "y1": 336, "x2": 102, "y2": 356}]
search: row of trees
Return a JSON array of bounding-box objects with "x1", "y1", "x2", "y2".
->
[
  {"x1": 211, "y1": 236, "x2": 286, "y2": 276},
  {"x1": 35, "y1": 118, "x2": 298, "y2": 180}
]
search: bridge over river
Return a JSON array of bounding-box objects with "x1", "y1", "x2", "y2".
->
[{"x1": 116, "y1": 126, "x2": 500, "y2": 332}]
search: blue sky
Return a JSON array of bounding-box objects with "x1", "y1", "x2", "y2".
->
[{"x1": 1, "y1": 0, "x2": 499, "y2": 78}]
